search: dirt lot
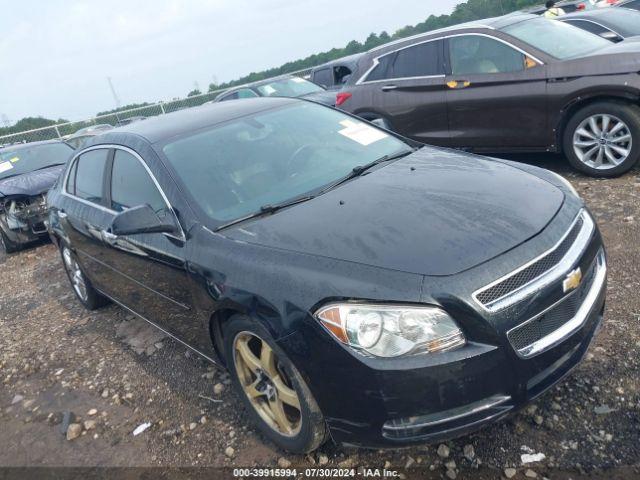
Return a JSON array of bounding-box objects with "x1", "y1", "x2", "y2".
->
[{"x1": 1, "y1": 155, "x2": 639, "y2": 480}]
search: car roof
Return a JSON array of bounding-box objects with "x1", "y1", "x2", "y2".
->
[
  {"x1": 522, "y1": 0, "x2": 591, "y2": 12},
  {"x1": 215, "y1": 75, "x2": 304, "y2": 100},
  {"x1": 223, "y1": 74, "x2": 299, "y2": 93},
  {"x1": 365, "y1": 14, "x2": 538, "y2": 53},
  {"x1": 87, "y1": 97, "x2": 298, "y2": 145},
  {"x1": 312, "y1": 53, "x2": 365, "y2": 71},
  {"x1": 0, "y1": 139, "x2": 69, "y2": 153},
  {"x1": 561, "y1": 6, "x2": 638, "y2": 19},
  {"x1": 560, "y1": 7, "x2": 640, "y2": 35}
]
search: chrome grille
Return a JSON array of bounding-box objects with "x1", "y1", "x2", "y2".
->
[
  {"x1": 507, "y1": 257, "x2": 597, "y2": 352},
  {"x1": 477, "y1": 217, "x2": 583, "y2": 305},
  {"x1": 474, "y1": 211, "x2": 592, "y2": 312}
]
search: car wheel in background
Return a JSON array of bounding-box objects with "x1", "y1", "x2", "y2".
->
[
  {"x1": 223, "y1": 314, "x2": 327, "y2": 453},
  {"x1": 0, "y1": 229, "x2": 20, "y2": 254},
  {"x1": 564, "y1": 101, "x2": 640, "y2": 177},
  {"x1": 60, "y1": 245, "x2": 109, "y2": 310}
]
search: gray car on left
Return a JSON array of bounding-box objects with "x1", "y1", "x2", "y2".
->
[{"x1": 0, "y1": 140, "x2": 73, "y2": 253}]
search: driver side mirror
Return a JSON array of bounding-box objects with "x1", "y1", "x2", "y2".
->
[{"x1": 110, "y1": 204, "x2": 178, "y2": 236}]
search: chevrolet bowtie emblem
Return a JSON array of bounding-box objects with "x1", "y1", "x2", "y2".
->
[{"x1": 563, "y1": 267, "x2": 582, "y2": 293}]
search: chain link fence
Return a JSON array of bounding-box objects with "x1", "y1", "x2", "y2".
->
[{"x1": 0, "y1": 67, "x2": 314, "y2": 146}]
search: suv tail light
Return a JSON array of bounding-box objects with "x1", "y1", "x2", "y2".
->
[
  {"x1": 335, "y1": 92, "x2": 352, "y2": 107},
  {"x1": 576, "y1": 2, "x2": 586, "y2": 9}
]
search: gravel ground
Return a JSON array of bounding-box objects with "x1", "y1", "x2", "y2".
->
[{"x1": 1, "y1": 155, "x2": 639, "y2": 480}]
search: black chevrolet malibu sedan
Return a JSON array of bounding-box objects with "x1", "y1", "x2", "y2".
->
[{"x1": 47, "y1": 98, "x2": 607, "y2": 452}]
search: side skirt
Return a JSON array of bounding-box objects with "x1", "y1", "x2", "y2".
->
[{"x1": 95, "y1": 287, "x2": 223, "y2": 368}]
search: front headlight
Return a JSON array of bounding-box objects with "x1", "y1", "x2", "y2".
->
[
  {"x1": 550, "y1": 171, "x2": 580, "y2": 198},
  {"x1": 315, "y1": 303, "x2": 466, "y2": 358}
]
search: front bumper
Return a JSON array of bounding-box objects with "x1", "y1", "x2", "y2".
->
[
  {"x1": 1, "y1": 212, "x2": 49, "y2": 246},
  {"x1": 280, "y1": 240, "x2": 606, "y2": 448}
]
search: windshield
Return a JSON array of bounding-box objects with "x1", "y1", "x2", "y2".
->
[
  {"x1": 502, "y1": 17, "x2": 611, "y2": 59},
  {"x1": 256, "y1": 77, "x2": 324, "y2": 98},
  {"x1": 162, "y1": 102, "x2": 411, "y2": 223},
  {"x1": 0, "y1": 143, "x2": 73, "y2": 181},
  {"x1": 588, "y1": 10, "x2": 640, "y2": 36},
  {"x1": 74, "y1": 124, "x2": 112, "y2": 135}
]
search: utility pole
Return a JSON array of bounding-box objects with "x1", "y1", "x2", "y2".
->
[{"x1": 107, "y1": 77, "x2": 122, "y2": 109}]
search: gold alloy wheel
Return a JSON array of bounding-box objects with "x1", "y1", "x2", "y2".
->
[{"x1": 233, "y1": 332, "x2": 302, "y2": 437}]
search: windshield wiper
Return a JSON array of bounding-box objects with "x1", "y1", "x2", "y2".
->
[
  {"x1": 215, "y1": 195, "x2": 316, "y2": 231},
  {"x1": 214, "y1": 148, "x2": 415, "y2": 232},
  {"x1": 32, "y1": 163, "x2": 66, "y2": 172},
  {"x1": 317, "y1": 148, "x2": 415, "y2": 195}
]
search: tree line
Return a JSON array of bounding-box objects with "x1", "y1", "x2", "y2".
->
[
  {"x1": 1, "y1": 0, "x2": 541, "y2": 137},
  {"x1": 207, "y1": 0, "x2": 542, "y2": 91}
]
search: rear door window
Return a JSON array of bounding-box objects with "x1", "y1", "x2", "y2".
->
[
  {"x1": 313, "y1": 68, "x2": 334, "y2": 88},
  {"x1": 364, "y1": 54, "x2": 397, "y2": 82},
  {"x1": 236, "y1": 89, "x2": 259, "y2": 99},
  {"x1": 391, "y1": 40, "x2": 443, "y2": 78},
  {"x1": 365, "y1": 40, "x2": 443, "y2": 81},
  {"x1": 66, "y1": 160, "x2": 78, "y2": 195},
  {"x1": 71, "y1": 149, "x2": 109, "y2": 205},
  {"x1": 219, "y1": 92, "x2": 239, "y2": 101}
]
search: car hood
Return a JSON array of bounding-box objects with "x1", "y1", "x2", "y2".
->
[
  {"x1": 549, "y1": 37, "x2": 640, "y2": 77},
  {"x1": 298, "y1": 90, "x2": 336, "y2": 106},
  {"x1": 225, "y1": 148, "x2": 565, "y2": 276},
  {"x1": 0, "y1": 164, "x2": 64, "y2": 197}
]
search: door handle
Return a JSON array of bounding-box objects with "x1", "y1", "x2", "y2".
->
[
  {"x1": 447, "y1": 80, "x2": 472, "y2": 89},
  {"x1": 381, "y1": 85, "x2": 398, "y2": 91}
]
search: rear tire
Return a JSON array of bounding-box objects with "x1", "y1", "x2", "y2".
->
[
  {"x1": 60, "y1": 245, "x2": 109, "y2": 310},
  {"x1": 223, "y1": 315, "x2": 327, "y2": 453},
  {"x1": 563, "y1": 101, "x2": 640, "y2": 177},
  {"x1": 0, "y1": 228, "x2": 20, "y2": 254}
]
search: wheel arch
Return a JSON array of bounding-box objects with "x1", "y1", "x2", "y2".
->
[
  {"x1": 555, "y1": 91, "x2": 640, "y2": 153},
  {"x1": 208, "y1": 307, "x2": 244, "y2": 366}
]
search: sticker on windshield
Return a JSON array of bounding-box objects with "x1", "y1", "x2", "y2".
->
[
  {"x1": 338, "y1": 120, "x2": 389, "y2": 146},
  {"x1": 291, "y1": 77, "x2": 305, "y2": 83},
  {"x1": 262, "y1": 85, "x2": 276, "y2": 95},
  {"x1": 0, "y1": 161, "x2": 14, "y2": 174}
]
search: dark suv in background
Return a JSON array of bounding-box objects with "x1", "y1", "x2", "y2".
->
[{"x1": 336, "y1": 14, "x2": 640, "y2": 177}]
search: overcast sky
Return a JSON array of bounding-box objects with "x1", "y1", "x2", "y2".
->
[{"x1": 0, "y1": 0, "x2": 459, "y2": 123}]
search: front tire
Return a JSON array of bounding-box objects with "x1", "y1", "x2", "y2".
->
[
  {"x1": 563, "y1": 101, "x2": 640, "y2": 177},
  {"x1": 223, "y1": 315, "x2": 327, "y2": 453},
  {"x1": 60, "y1": 245, "x2": 109, "y2": 310}
]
